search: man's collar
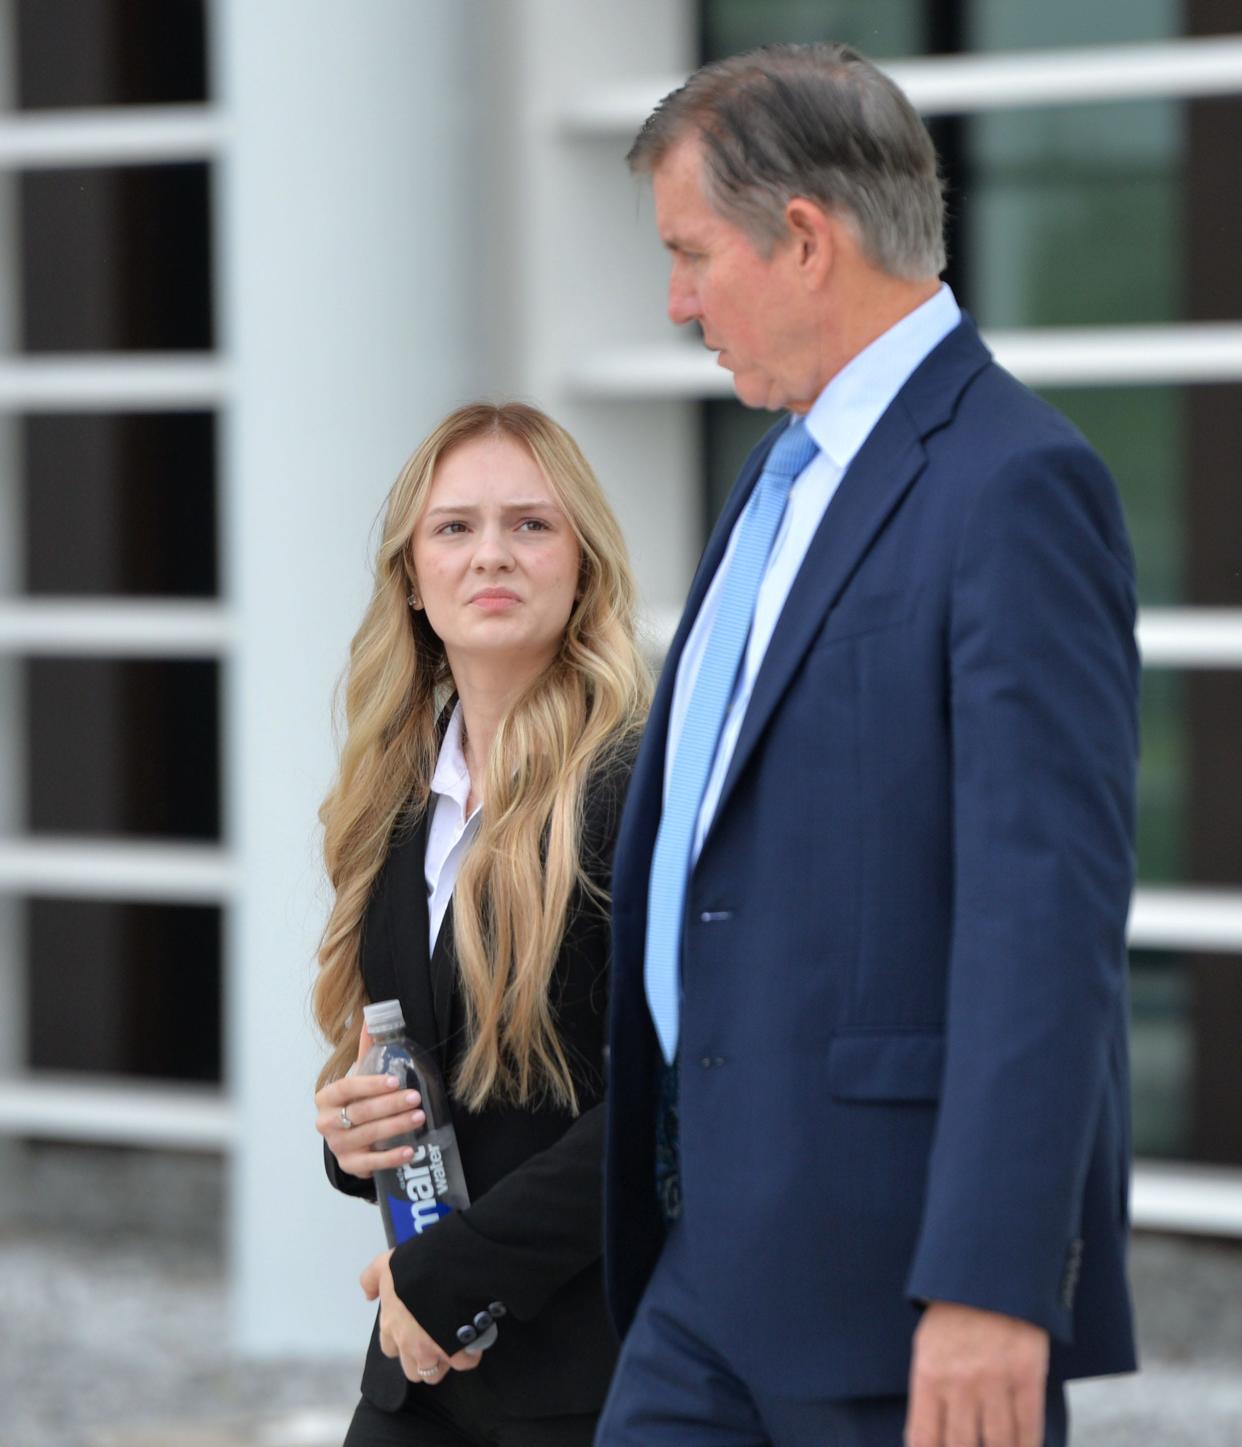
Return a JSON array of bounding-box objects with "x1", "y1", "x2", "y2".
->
[{"x1": 803, "y1": 283, "x2": 962, "y2": 470}]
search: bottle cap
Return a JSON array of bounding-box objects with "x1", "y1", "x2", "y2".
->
[{"x1": 363, "y1": 999, "x2": 406, "y2": 1037}]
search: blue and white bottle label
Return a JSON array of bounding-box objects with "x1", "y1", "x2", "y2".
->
[{"x1": 383, "y1": 1140, "x2": 457, "y2": 1243}]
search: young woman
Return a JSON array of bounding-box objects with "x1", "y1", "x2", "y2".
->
[{"x1": 312, "y1": 403, "x2": 649, "y2": 1447}]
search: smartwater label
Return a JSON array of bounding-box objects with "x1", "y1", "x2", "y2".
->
[{"x1": 382, "y1": 1140, "x2": 456, "y2": 1243}]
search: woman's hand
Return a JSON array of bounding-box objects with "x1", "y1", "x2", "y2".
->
[
  {"x1": 361, "y1": 1250, "x2": 482, "y2": 1385},
  {"x1": 314, "y1": 1024, "x2": 426, "y2": 1180}
]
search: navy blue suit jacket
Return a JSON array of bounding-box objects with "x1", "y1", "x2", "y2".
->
[{"x1": 604, "y1": 317, "x2": 1140, "y2": 1398}]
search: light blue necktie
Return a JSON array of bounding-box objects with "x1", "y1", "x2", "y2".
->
[{"x1": 645, "y1": 416, "x2": 820, "y2": 1064}]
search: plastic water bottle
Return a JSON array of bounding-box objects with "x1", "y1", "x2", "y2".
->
[{"x1": 359, "y1": 999, "x2": 497, "y2": 1351}]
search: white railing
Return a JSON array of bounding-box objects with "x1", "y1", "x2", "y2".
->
[
  {"x1": 569, "y1": 323, "x2": 1242, "y2": 398},
  {"x1": 0, "y1": 105, "x2": 227, "y2": 168},
  {"x1": 0, "y1": 600, "x2": 235, "y2": 657},
  {"x1": 1132, "y1": 1160, "x2": 1242, "y2": 1236},
  {"x1": 0, "y1": 1073, "x2": 233, "y2": 1149},
  {"x1": 0, "y1": 354, "x2": 230, "y2": 411},
  {"x1": 1139, "y1": 611, "x2": 1242, "y2": 669},
  {"x1": 563, "y1": 34, "x2": 1242, "y2": 134},
  {"x1": 0, "y1": 838, "x2": 236, "y2": 904},
  {"x1": 1128, "y1": 888, "x2": 1242, "y2": 955}
]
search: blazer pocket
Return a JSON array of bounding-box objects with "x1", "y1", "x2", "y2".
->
[
  {"x1": 813, "y1": 588, "x2": 917, "y2": 649},
  {"x1": 827, "y1": 1030, "x2": 945, "y2": 1103}
]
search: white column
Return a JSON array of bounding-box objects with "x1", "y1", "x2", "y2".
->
[
  {"x1": 212, "y1": 0, "x2": 485, "y2": 1353},
  {"x1": 484, "y1": 0, "x2": 701, "y2": 628}
]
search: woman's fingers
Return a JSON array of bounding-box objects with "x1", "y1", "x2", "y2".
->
[
  {"x1": 319, "y1": 1105, "x2": 426, "y2": 1156},
  {"x1": 314, "y1": 1071, "x2": 406, "y2": 1114},
  {"x1": 314, "y1": 1077, "x2": 423, "y2": 1139},
  {"x1": 318, "y1": 1091, "x2": 424, "y2": 1139},
  {"x1": 315, "y1": 1072, "x2": 426, "y2": 1178},
  {"x1": 334, "y1": 1140, "x2": 417, "y2": 1181}
]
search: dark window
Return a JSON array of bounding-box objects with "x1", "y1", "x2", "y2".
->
[
  {"x1": 21, "y1": 413, "x2": 218, "y2": 598},
  {"x1": 19, "y1": 164, "x2": 213, "y2": 352},
  {"x1": 24, "y1": 659, "x2": 220, "y2": 840},
  {"x1": 13, "y1": 0, "x2": 208, "y2": 110},
  {"x1": 1131, "y1": 948, "x2": 1242, "y2": 1166},
  {"x1": 27, "y1": 899, "x2": 222, "y2": 1082}
]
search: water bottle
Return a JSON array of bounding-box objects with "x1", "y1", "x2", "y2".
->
[{"x1": 360, "y1": 999, "x2": 497, "y2": 1351}]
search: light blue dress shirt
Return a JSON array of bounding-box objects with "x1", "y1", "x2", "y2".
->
[{"x1": 664, "y1": 283, "x2": 962, "y2": 862}]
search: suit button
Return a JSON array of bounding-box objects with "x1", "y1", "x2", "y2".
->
[
  {"x1": 488, "y1": 1300, "x2": 507, "y2": 1319},
  {"x1": 473, "y1": 1311, "x2": 492, "y2": 1332},
  {"x1": 456, "y1": 1324, "x2": 478, "y2": 1345},
  {"x1": 699, "y1": 1057, "x2": 712, "y2": 1069}
]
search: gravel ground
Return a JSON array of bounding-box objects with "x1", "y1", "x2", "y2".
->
[{"x1": 2, "y1": 1144, "x2": 1241, "y2": 1446}]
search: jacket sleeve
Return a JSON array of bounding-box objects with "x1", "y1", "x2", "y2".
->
[
  {"x1": 324, "y1": 1137, "x2": 378, "y2": 1203},
  {"x1": 389, "y1": 749, "x2": 635, "y2": 1354},
  {"x1": 389, "y1": 1100, "x2": 608, "y2": 1353},
  {"x1": 904, "y1": 443, "x2": 1139, "y2": 1342}
]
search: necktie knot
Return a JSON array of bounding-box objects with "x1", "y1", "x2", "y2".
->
[{"x1": 760, "y1": 416, "x2": 819, "y2": 486}]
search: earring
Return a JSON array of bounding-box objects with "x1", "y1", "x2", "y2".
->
[{"x1": 407, "y1": 590, "x2": 421, "y2": 610}]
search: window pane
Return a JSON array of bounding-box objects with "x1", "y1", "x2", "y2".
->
[
  {"x1": 703, "y1": 400, "x2": 774, "y2": 530},
  {"x1": 19, "y1": 413, "x2": 217, "y2": 598},
  {"x1": 968, "y1": 0, "x2": 1177, "y2": 52},
  {"x1": 13, "y1": 0, "x2": 208, "y2": 110},
  {"x1": 1138, "y1": 669, "x2": 1241, "y2": 888},
  {"x1": 24, "y1": 659, "x2": 220, "y2": 839},
  {"x1": 965, "y1": 99, "x2": 1181, "y2": 329},
  {"x1": 1035, "y1": 386, "x2": 1187, "y2": 609},
  {"x1": 20, "y1": 165, "x2": 213, "y2": 352},
  {"x1": 1131, "y1": 948, "x2": 1242, "y2": 1167},
  {"x1": 702, "y1": 0, "x2": 924, "y2": 59},
  {"x1": 1130, "y1": 950, "x2": 1193, "y2": 1158},
  {"x1": 26, "y1": 899, "x2": 221, "y2": 1082}
]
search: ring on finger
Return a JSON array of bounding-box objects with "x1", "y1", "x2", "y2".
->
[{"x1": 339, "y1": 1105, "x2": 354, "y2": 1130}]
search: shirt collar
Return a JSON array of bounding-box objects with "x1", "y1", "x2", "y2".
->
[
  {"x1": 803, "y1": 283, "x2": 962, "y2": 471},
  {"x1": 429, "y1": 701, "x2": 474, "y2": 817}
]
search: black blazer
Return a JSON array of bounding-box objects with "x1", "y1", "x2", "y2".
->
[{"x1": 326, "y1": 753, "x2": 632, "y2": 1419}]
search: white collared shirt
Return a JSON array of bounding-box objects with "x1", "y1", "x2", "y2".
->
[
  {"x1": 424, "y1": 702, "x2": 481, "y2": 953},
  {"x1": 665, "y1": 284, "x2": 962, "y2": 862}
]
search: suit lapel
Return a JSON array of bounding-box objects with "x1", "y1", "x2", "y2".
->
[
  {"x1": 378, "y1": 808, "x2": 442, "y2": 1053},
  {"x1": 708, "y1": 318, "x2": 993, "y2": 837},
  {"x1": 428, "y1": 902, "x2": 458, "y2": 1058}
]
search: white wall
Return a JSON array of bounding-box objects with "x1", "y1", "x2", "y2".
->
[{"x1": 483, "y1": 0, "x2": 701, "y2": 630}]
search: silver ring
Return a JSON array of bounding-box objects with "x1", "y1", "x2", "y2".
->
[
  {"x1": 416, "y1": 1364, "x2": 440, "y2": 1378},
  {"x1": 339, "y1": 1105, "x2": 354, "y2": 1130}
]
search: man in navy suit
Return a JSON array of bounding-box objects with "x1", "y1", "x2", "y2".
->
[{"x1": 597, "y1": 43, "x2": 1139, "y2": 1447}]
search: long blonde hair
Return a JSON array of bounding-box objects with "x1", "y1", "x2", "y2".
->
[{"x1": 314, "y1": 403, "x2": 650, "y2": 1109}]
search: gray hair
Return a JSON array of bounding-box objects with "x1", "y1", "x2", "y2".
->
[{"x1": 627, "y1": 43, "x2": 945, "y2": 281}]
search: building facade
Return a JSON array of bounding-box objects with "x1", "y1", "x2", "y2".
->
[{"x1": 0, "y1": 0, "x2": 1238, "y2": 1354}]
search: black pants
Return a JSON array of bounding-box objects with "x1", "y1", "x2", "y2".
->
[{"x1": 343, "y1": 1380, "x2": 598, "y2": 1447}]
